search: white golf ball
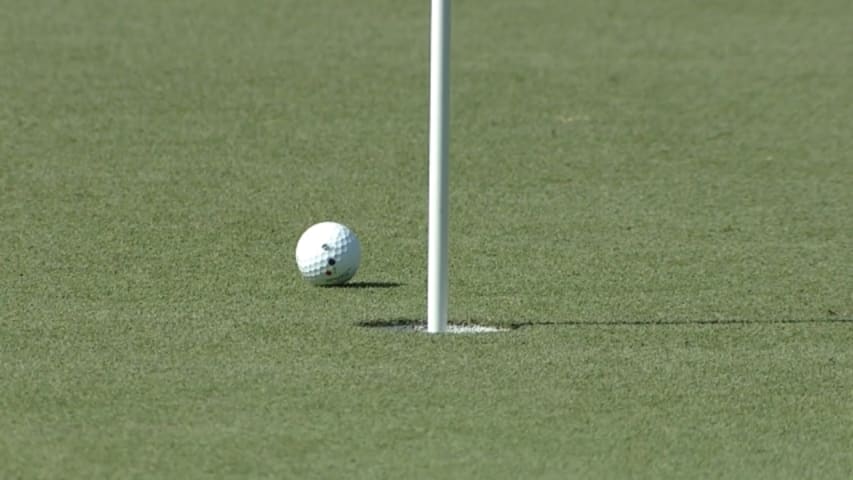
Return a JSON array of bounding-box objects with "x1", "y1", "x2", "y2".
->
[{"x1": 295, "y1": 222, "x2": 361, "y2": 286}]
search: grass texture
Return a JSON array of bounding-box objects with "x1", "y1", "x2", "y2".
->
[{"x1": 1, "y1": 0, "x2": 852, "y2": 478}]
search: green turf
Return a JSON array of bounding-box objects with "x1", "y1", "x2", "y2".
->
[{"x1": 2, "y1": 0, "x2": 852, "y2": 478}]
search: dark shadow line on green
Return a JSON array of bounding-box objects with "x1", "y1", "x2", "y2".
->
[
  {"x1": 357, "y1": 317, "x2": 852, "y2": 330},
  {"x1": 328, "y1": 281, "x2": 404, "y2": 289},
  {"x1": 510, "y1": 317, "x2": 853, "y2": 329},
  {"x1": 357, "y1": 318, "x2": 425, "y2": 327}
]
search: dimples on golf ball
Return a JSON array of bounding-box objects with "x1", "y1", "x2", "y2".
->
[{"x1": 295, "y1": 222, "x2": 361, "y2": 286}]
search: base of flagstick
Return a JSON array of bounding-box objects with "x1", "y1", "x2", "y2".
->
[{"x1": 381, "y1": 323, "x2": 508, "y2": 334}]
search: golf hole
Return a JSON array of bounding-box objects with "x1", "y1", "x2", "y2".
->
[{"x1": 366, "y1": 323, "x2": 509, "y2": 334}]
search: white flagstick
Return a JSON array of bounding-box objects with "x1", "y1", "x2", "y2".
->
[{"x1": 428, "y1": 0, "x2": 450, "y2": 333}]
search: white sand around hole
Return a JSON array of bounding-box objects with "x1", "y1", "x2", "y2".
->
[{"x1": 380, "y1": 324, "x2": 508, "y2": 333}]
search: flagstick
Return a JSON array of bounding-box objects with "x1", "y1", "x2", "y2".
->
[{"x1": 427, "y1": 0, "x2": 450, "y2": 333}]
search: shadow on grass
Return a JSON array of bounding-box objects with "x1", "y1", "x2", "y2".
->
[
  {"x1": 357, "y1": 318, "x2": 511, "y2": 330},
  {"x1": 357, "y1": 319, "x2": 511, "y2": 334},
  {"x1": 509, "y1": 316, "x2": 853, "y2": 329},
  {"x1": 358, "y1": 318, "x2": 423, "y2": 328},
  {"x1": 328, "y1": 281, "x2": 404, "y2": 289},
  {"x1": 358, "y1": 316, "x2": 852, "y2": 330}
]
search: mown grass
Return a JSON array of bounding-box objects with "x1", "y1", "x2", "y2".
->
[{"x1": 1, "y1": 0, "x2": 851, "y2": 478}]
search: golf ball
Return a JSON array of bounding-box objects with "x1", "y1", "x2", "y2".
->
[{"x1": 295, "y1": 222, "x2": 361, "y2": 286}]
